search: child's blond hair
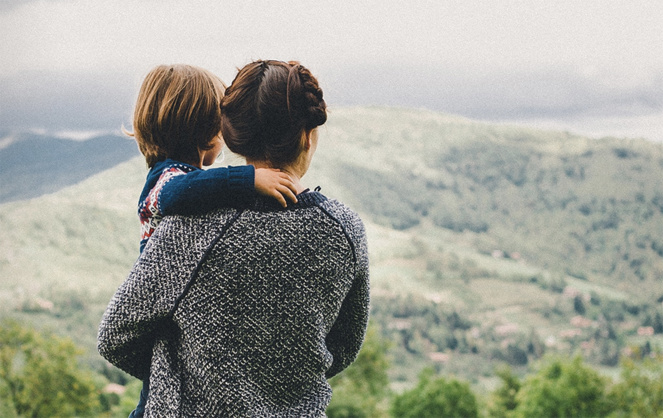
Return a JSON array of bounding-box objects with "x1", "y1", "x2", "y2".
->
[{"x1": 126, "y1": 64, "x2": 226, "y2": 167}]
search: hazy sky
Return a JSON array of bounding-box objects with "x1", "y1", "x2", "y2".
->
[{"x1": 1, "y1": 0, "x2": 662, "y2": 140}]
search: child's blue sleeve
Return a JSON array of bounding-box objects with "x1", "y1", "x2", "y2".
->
[{"x1": 159, "y1": 165, "x2": 255, "y2": 215}]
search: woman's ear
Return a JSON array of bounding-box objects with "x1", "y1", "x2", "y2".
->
[{"x1": 302, "y1": 129, "x2": 313, "y2": 151}]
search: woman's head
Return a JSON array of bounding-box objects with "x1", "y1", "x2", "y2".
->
[
  {"x1": 220, "y1": 60, "x2": 327, "y2": 170},
  {"x1": 128, "y1": 64, "x2": 226, "y2": 168}
]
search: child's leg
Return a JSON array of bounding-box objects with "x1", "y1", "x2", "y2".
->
[{"x1": 129, "y1": 379, "x2": 149, "y2": 418}]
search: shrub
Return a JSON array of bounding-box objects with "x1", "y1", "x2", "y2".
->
[
  {"x1": 513, "y1": 356, "x2": 611, "y2": 418},
  {"x1": 327, "y1": 326, "x2": 391, "y2": 417},
  {"x1": 391, "y1": 369, "x2": 478, "y2": 418},
  {"x1": 608, "y1": 356, "x2": 663, "y2": 417},
  {"x1": 0, "y1": 319, "x2": 101, "y2": 416},
  {"x1": 488, "y1": 366, "x2": 521, "y2": 418}
]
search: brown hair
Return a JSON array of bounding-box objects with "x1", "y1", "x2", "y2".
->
[
  {"x1": 125, "y1": 64, "x2": 226, "y2": 167},
  {"x1": 220, "y1": 60, "x2": 327, "y2": 167}
]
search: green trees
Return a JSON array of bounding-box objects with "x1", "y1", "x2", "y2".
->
[
  {"x1": 513, "y1": 356, "x2": 611, "y2": 418},
  {"x1": 488, "y1": 366, "x2": 521, "y2": 418},
  {"x1": 0, "y1": 319, "x2": 100, "y2": 416},
  {"x1": 391, "y1": 369, "x2": 479, "y2": 418},
  {"x1": 327, "y1": 326, "x2": 391, "y2": 417},
  {"x1": 486, "y1": 355, "x2": 663, "y2": 417},
  {"x1": 608, "y1": 356, "x2": 663, "y2": 417}
]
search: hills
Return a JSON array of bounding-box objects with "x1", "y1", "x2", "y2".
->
[
  {"x1": 1, "y1": 106, "x2": 663, "y2": 390},
  {"x1": 0, "y1": 132, "x2": 140, "y2": 203}
]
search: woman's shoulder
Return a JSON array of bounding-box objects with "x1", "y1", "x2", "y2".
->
[
  {"x1": 317, "y1": 197, "x2": 366, "y2": 237},
  {"x1": 319, "y1": 197, "x2": 359, "y2": 218}
]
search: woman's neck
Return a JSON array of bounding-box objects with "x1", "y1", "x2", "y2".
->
[{"x1": 247, "y1": 159, "x2": 308, "y2": 194}]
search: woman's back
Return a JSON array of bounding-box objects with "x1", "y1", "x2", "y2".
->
[{"x1": 98, "y1": 191, "x2": 369, "y2": 416}]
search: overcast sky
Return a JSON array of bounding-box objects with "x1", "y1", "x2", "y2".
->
[{"x1": 1, "y1": 0, "x2": 662, "y2": 140}]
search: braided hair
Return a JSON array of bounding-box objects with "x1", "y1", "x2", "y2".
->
[{"x1": 220, "y1": 60, "x2": 327, "y2": 166}]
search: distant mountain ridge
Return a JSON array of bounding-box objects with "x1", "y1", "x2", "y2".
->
[{"x1": 0, "y1": 132, "x2": 140, "y2": 203}]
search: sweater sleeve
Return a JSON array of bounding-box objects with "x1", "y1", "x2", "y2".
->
[
  {"x1": 98, "y1": 215, "x2": 221, "y2": 379},
  {"x1": 324, "y1": 211, "x2": 371, "y2": 378},
  {"x1": 159, "y1": 165, "x2": 255, "y2": 215},
  {"x1": 97, "y1": 271, "x2": 167, "y2": 380}
]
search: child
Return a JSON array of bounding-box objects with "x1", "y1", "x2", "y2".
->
[{"x1": 125, "y1": 64, "x2": 298, "y2": 417}]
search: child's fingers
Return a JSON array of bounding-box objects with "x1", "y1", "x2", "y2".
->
[
  {"x1": 276, "y1": 173, "x2": 298, "y2": 194},
  {"x1": 279, "y1": 185, "x2": 298, "y2": 204},
  {"x1": 272, "y1": 190, "x2": 288, "y2": 208},
  {"x1": 256, "y1": 168, "x2": 300, "y2": 206}
]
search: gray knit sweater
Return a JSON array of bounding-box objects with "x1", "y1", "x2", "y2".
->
[{"x1": 98, "y1": 191, "x2": 370, "y2": 417}]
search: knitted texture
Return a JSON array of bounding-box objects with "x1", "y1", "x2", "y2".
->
[{"x1": 98, "y1": 191, "x2": 370, "y2": 417}]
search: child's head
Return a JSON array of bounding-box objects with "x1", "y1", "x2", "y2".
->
[{"x1": 127, "y1": 64, "x2": 226, "y2": 167}]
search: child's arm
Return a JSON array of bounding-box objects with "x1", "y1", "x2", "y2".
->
[
  {"x1": 158, "y1": 165, "x2": 253, "y2": 215},
  {"x1": 158, "y1": 165, "x2": 298, "y2": 216}
]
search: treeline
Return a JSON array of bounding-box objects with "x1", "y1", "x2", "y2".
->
[
  {"x1": 332, "y1": 324, "x2": 663, "y2": 417},
  {"x1": 370, "y1": 292, "x2": 663, "y2": 384},
  {"x1": 385, "y1": 355, "x2": 663, "y2": 418},
  {"x1": 3, "y1": 319, "x2": 663, "y2": 417}
]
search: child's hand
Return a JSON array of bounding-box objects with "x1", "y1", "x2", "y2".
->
[{"x1": 255, "y1": 168, "x2": 298, "y2": 207}]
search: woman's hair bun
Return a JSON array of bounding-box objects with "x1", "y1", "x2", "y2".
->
[
  {"x1": 221, "y1": 60, "x2": 327, "y2": 166},
  {"x1": 287, "y1": 63, "x2": 327, "y2": 129}
]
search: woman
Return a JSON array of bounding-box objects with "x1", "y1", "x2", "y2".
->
[{"x1": 97, "y1": 60, "x2": 370, "y2": 417}]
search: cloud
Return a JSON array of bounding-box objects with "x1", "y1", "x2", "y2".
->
[
  {"x1": 325, "y1": 64, "x2": 663, "y2": 120},
  {"x1": 2, "y1": 0, "x2": 663, "y2": 139},
  {"x1": 0, "y1": 70, "x2": 137, "y2": 130},
  {"x1": 0, "y1": 0, "x2": 43, "y2": 12},
  {"x1": 3, "y1": 1, "x2": 663, "y2": 79}
]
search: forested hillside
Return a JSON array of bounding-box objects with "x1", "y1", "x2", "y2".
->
[
  {"x1": 2, "y1": 106, "x2": 663, "y2": 411},
  {"x1": 319, "y1": 107, "x2": 663, "y2": 294}
]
